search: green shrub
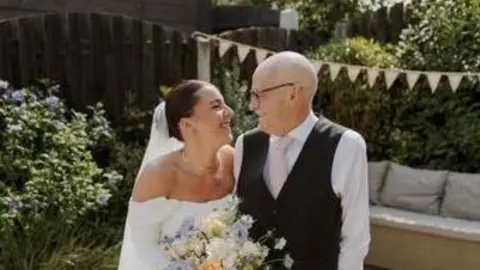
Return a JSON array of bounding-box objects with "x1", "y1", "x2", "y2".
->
[
  {"x1": 306, "y1": 37, "x2": 400, "y2": 160},
  {"x1": 212, "y1": 59, "x2": 257, "y2": 138},
  {"x1": 396, "y1": 0, "x2": 480, "y2": 72},
  {"x1": 389, "y1": 0, "x2": 480, "y2": 172},
  {"x1": 0, "y1": 80, "x2": 122, "y2": 269},
  {"x1": 387, "y1": 85, "x2": 480, "y2": 172},
  {"x1": 307, "y1": 34, "x2": 480, "y2": 173}
]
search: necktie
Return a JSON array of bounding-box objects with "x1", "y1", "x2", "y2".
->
[{"x1": 269, "y1": 135, "x2": 293, "y2": 198}]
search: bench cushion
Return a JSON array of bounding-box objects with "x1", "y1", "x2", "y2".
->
[
  {"x1": 441, "y1": 172, "x2": 480, "y2": 221},
  {"x1": 379, "y1": 162, "x2": 447, "y2": 215},
  {"x1": 368, "y1": 161, "x2": 389, "y2": 204},
  {"x1": 370, "y1": 205, "x2": 480, "y2": 242}
]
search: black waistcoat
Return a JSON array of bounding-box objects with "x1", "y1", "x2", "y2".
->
[{"x1": 236, "y1": 116, "x2": 346, "y2": 270}]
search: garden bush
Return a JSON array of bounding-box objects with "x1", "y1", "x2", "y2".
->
[
  {"x1": 388, "y1": 0, "x2": 480, "y2": 172},
  {"x1": 212, "y1": 58, "x2": 257, "y2": 138},
  {"x1": 0, "y1": 80, "x2": 122, "y2": 269},
  {"x1": 396, "y1": 0, "x2": 480, "y2": 72},
  {"x1": 306, "y1": 37, "x2": 400, "y2": 160},
  {"x1": 306, "y1": 32, "x2": 480, "y2": 172}
]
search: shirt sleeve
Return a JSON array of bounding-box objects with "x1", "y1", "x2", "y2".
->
[
  {"x1": 331, "y1": 129, "x2": 370, "y2": 270},
  {"x1": 233, "y1": 134, "x2": 245, "y2": 192}
]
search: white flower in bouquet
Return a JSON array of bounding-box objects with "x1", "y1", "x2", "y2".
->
[
  {"x1": 205, "y1": 238, "x2": 236, "y2": 262},
  {"x1": 283, "y1": 254, "x2": 294, "y2": 269},
  {"x1": 274, "y1": 237, "x2": 287, "y2": 250}
]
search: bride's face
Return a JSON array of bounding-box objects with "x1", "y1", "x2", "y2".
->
[{"x1": 182, "y1": 85, "x2": 234, "y2": 145}]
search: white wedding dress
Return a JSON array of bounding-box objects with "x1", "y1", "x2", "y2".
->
[
  {"x1": 117, "y1": 102, "x2": 231, "y2": 269},
  {"x1": 118, "y1": 196, "x2": 231, "y2": 269}
]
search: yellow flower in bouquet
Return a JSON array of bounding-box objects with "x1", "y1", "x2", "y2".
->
[
  {"x1": 241, "y1": 264, "x2": 254, "y2": 270},
  {"x1": 200, "y1": 217, "x2": 227, "y2": 237},
  {"x1": 197, "y1": 262, "x2": 222, "y2": 270}
]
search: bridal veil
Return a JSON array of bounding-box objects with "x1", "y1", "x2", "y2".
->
[{"x1": 117, "y1": 101, "x2": 183, "y2": 269}]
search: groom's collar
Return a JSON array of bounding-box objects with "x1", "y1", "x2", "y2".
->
[{"x1": 271, "y1": 111, "x2": 318, "y2": 144}]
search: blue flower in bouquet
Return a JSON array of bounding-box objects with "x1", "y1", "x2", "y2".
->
[
  {"x1": 164, "y1": 260, "x2": 193, "y2": 270},
  {"x1": 177, "y1": 216, "x2": 196, "y2": 236},
  {"x1": 159, "y1": 235, "x2": 175, "y2": 245},
  {"x1": 226, "y1": 221, "x2": 249, "y2": 244}
]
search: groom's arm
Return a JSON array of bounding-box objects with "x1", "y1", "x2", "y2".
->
[
  {"x1": 332, "y1": 130, "x2": 370, "y2": 270},
  {"x1": 233, "y1": 134, "x2": 245, "y2": 187}
]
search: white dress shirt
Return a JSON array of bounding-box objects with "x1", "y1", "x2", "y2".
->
[{"x1": 233, "y1": 112, "x2": 370, "y2": 270}]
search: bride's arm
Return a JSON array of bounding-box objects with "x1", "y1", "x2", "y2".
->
[
  {"x1": 219, "y1": 145, "x2": 235, "y2": 192},
  {"x1": 124, "y1": 163, "x2": 180, "y2": 267},
  {"x1": 132, "y1": 158, "x2": 174, "y2": 203}
]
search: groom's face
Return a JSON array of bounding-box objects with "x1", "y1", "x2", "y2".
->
[{"x1": 250, "y1": 73, "x2": 292, "y2": 135}]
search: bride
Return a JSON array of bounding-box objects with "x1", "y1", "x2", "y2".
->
[{"x1": 117, "y1": 80, "x2": 235, "y2": 269}]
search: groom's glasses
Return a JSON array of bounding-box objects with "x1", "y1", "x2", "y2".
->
[{"x1": 250, "y1": 82, "x2": 295, "y2": 101}]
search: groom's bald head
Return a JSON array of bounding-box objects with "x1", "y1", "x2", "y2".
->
[
  {"x1": 249, "y1": 51, "x2": 319, "y2": 136},
  {"x1": 253, "y1": 51, "x2": 318, "y2": 103}
]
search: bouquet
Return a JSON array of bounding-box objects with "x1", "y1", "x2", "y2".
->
[{"x1": 157, "y1": 195, "x2": 293, "y2": 270}]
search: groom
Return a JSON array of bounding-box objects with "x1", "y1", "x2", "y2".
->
[{"x1": 234, "y1": 51, "x2": 370, "y2": 270}]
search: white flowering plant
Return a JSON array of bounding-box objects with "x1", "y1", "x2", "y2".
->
[{"x1": 158, "y1": 195, "x2": 293, "y2": 270}]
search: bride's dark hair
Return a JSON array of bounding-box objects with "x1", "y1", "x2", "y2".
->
[{"x1": 164, "y1": 79, "x2": 209, "y2": 141}]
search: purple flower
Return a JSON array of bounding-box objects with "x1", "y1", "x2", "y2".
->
[
  {"x1": 5, "y1": 197, "x2": 24, "y2": 212},
  {"x1": 11, "y1": 89, "x2": 26, "y2": 102},
  {"x1": 46, "y1": 95, "x2": 60, "y2": 109},
  {"x1": 96, "y1": 191, "x2": 111, "y2": 206}
]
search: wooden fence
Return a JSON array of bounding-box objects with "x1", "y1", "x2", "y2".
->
[
  {"x1": 341, "y1": 3, "x2": 408, "y2": 44},
  {"x1": 0, "y1": 9, "x2": 410, "y2": 124},
  {"x1": 218, "y1": 26, "x2": 329, "y2": 53},
  {"x1": 0, "y1": 13, "x2": 329, "y2": 124},
  {"x1": 0, "y1": 12, "x2": 200, "y2": 123},
  {"x1": 0, "y1": 0, "x2": 210, "y2": 34}
]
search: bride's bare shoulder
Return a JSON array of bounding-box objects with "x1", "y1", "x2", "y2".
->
[
  {"x1": 131, "y1": 152, "x2": 179, "y2": 202},
  {"x1": 219, "y1": 144, "x2": 234, "y2": 164}
]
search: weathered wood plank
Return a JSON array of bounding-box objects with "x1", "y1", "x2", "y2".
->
[
  {"x1": 43, "y1": 14, "x2": 66, "y2": 89},
  {"x1": 65, "y1": 13, "x2": 83, "y2": 110},
  {"x1": 170, "y1": 30, "x2": 185, "y2": 85},
  {"x1": 0, "y1": 0, "x2": 208, "y2": 33},
  {"x1": 142, "y1": 21, "x2": 157, "y2": 108},
  {"x1": 131, "y1": 18, "x2": 144, "y2": 104},
  {"x1": 152, "y1": 23, "x2": 167, "y2": 94},
  {"x1": 111, "y1": 15, "x2": 126, "y2": 118}
]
